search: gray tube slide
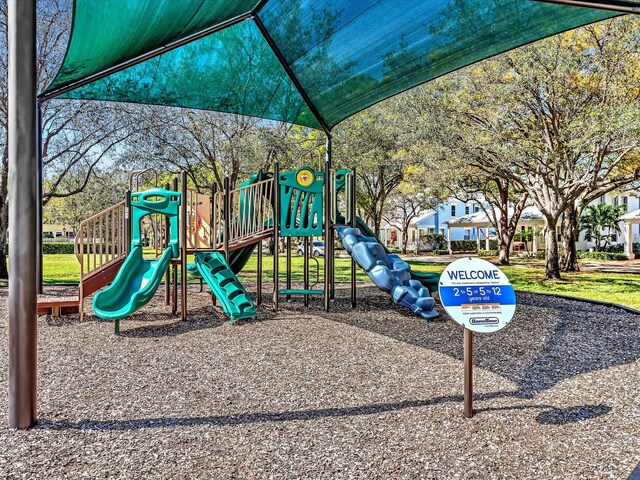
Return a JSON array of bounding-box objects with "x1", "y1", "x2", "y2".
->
[{"x1": 336, "y1": 226, "x2": 439, "y2": 321}]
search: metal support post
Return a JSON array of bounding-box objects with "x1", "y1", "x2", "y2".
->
[
  {"x1": 180, "y1": 172, "x2": 187, "y2": 321},
  {"x1": 35, "y1": 101, "x2": 43, "y2": 294},
  {"x1": 125, "y1": 190, "x2": 132, "y2": 254},
  {"x1": 171, "y1": 178, "x2": 178, "y2": 315},
  {"x1": 273, "y1": 163, "x2": 280, "y2": 311},
  {"x1": 164, "y1": 182, "x2": 170, "y2": 306},
  {"x1": 464, "y1": 328, "x2": 474, "y2": 418},
  {"x1": 257, "y1": 240, "x2": 262, "y2": 305},
  {"x1": 323, "y1": 137, "x2": 332, "y2": 312},
  {"x1": 303, "y1": 237, "x2": 310, "y2": 307},
  {"x1": 286, "y1": 237, "x2": 292, "y2": 301},
  {"x1": 350, "y1": 169, "x2": 357, "y2": 308},
  {"x1": 8, "y1": 0, "x2": 38, "y2": 429},
  {"x1": 223, "y1": 177, "x2": 230, "y2": 263}
]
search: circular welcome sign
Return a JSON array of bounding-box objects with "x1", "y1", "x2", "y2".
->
[{"x1": 439, "y1": 257, "x2": 516, "y2": 333}]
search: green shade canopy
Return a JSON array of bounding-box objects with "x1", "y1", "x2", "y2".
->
[{"x1": 43, "y1": 0, "x2": 620, "y2": 132}]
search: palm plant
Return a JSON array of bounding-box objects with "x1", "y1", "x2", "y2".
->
[{"x1": 580, "y1": 203, "x2": 627, "y2": 251}]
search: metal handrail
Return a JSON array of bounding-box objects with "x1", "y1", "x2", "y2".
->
[{"x1": 128, "y1": 168, "x2": 158, "y2": 191}]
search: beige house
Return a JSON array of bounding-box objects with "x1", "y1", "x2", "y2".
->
[{"x1": 43, "y1": 224, "x2": 74, "y2": 241}]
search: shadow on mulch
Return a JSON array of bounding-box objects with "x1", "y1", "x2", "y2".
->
[
  {"x1": 629, "y1": 462, "x2": 640, "y2": 480},
  {"x1": 35, "y1": 389, "x2": 610, "y2": 431},
  {"x1": 322, "y1": 286, "x2": 640, "y2": 398}
]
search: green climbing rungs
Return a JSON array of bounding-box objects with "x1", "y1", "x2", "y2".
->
[
  {"x1": 278, "y1": 289, "x2": 324, "y2": 295},
  {"x1": 194, "y1": 251, "x2": 256, "y2": 323}
]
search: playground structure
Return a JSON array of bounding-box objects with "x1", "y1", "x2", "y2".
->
[{"x1": 41, "y1": 165, "x2": 440, "y2": 332}]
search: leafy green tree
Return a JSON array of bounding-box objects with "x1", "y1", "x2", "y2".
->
[
  {"x1": 427, "y1": 18, "x2": 640, "y2": 279},
  {"x1": 580, "y1": 203, "x2": 627, "y2": 252}
]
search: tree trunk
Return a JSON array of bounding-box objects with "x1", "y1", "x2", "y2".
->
[
  {"x1": 560, "y1": 208, "x2": 579, "y2": 272},
  {"x1": 401, "y1": 229, "x2": 408, "y2": 254},
  {"x1": 497, "y1": 237, "x2": 511, "y2": 265},
  {"x1": 544, "y1": 225, "x2": 562, "y2": 279}
]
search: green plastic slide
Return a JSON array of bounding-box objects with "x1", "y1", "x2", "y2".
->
[
  {"x1": 194, "y1": 251, "x2": 256, "y2": 323},
  {"x1": 93, "y1": 245, "x2": 173, "y2": 319},
  {"x1": 93, "y1": 188, "x2": 181, "y2": 327}
]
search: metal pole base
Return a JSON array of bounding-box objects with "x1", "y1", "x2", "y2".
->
[{"x1": 464, "y1": 328, "x2": 474, "y2": 418}]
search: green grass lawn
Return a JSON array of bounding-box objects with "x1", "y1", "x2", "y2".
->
[{"x1": 42, "y1": 253, "x2": 640, "y2": 310}]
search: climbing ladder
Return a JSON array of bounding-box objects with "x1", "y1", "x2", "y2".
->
[{"x1": 194, "y1": 251, "x2": 256, "y2": 322}]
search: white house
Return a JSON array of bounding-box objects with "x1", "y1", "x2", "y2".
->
[
  {"x1": 380, "y1": 200, "x2": 484, "y2": 250},
  {"x1": 444, "y1": 192, "x2": 640, "y2": 255}
]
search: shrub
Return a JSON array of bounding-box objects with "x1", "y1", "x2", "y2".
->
[
  {"x1": 433, "y1": 249, "x2": 449, "y2": 255},
  {"x1": 489, "y1": 239, "x2": 499, "y2": 250},
  {"x1": 421, "y1": 233, "x2": 445, "y2": 251},
  {"x1": 534, "y1": 250, "x2": 545, "y2": 259},
  {"x1": 450, "y1": 240, "x2": 477, "y2": 253},
  {"x1": 577, "y1": 251, "x2": 628, "y2": 261},
  {"x1": 477, "y1": 249, "x2": 498, "y2": 257},
  {"x1": 42, "y1": 243, "x2": 75, "y2": 254}
]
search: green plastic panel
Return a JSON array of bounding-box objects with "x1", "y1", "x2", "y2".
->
[
  {"x1": 130, "y1": 188, "x2": 181, "y2": 257},
  {"x1": 279, "y1": 166, "x2": 324, "y2": 237},
  {"x1": 278, "y1": 289, "x2": 324, "y2": 295},
  {"x1": 45, "y1": 1, "x2": 617, "y2": 130}
]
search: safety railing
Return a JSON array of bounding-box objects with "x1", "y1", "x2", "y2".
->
[
  {"x1": 212, "y1": 177, "x2": 274, "y2": 250},
  {"x1": 74, "y1": 200, "x2": 127, "y2": 281}
]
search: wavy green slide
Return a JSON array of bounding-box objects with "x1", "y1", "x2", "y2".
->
[
  {"x1": 93, "y1": 245, "x2": 174, "y2": 319},
  {"x1": 194, "y1": 252, "x2": 256, "y2": 323},
  {"x1": 93, "y1": 188, "x2": 181, "y2": 328}
]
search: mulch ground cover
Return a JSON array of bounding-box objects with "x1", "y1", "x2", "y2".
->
[{"x1": 0, "y1": 283, "x2": 637, "y2": 479}]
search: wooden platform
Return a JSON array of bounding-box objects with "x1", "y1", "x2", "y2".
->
[{"x1": 37, "y1": 294, "x2": 80, "y2": 317}]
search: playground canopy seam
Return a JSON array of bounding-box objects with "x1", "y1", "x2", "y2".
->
[{"x1": 43, "y1": 1, "x2": 621, "y2": 131}]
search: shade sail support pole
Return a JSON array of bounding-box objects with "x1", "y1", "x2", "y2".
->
[
  {"x1": 8, "y1": 0, "x2": 38, "y2": 429},
  {"x1": 324, "y1": 135, "x2": 332, "y2": 312},
  {"x1": 253, "y1": 15, "x2": 331, "y2": 135},
  {"x1": 35, "y1": 100, "x2": 43, "y2": 294},
  {"x1": 533, "y1": 0, "x2": 640, "y2": 13},
  {"x1": 40, "y1": 12, "x2": 255, "y2": 101}
]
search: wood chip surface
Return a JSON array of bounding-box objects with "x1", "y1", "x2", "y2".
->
[{"x1": 0, "y1": 283, "x2": 638, "y2": 479}]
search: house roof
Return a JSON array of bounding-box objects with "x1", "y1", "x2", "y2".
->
[{"x1": 620, "y1": 208, "x2": 640, "y2": 223}]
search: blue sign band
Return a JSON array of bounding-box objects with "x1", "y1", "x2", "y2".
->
[{"x1": 439, "y1": 285, "x2": 516, "y2": 307}]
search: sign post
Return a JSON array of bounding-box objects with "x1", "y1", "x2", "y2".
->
[
  {"x1": 464, "y1": 328, "x2": 473, "y2": 418},
  {"x1": 439, "y1": 257, "x2": 516, "y2": 418}
]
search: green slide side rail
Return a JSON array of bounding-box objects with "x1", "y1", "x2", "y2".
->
[{"x1": 194, "y1": 251, "x2": 256, "y2": 323}]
